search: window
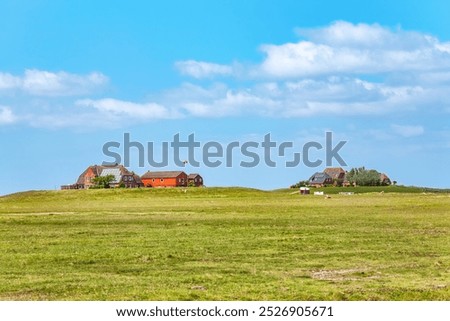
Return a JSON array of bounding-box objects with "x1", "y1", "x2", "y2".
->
[
  {"x1": 160, "y1": 178, "x2": 164, "y2": 182},
  {"x1": 152, "y1": 179, "x2": 155, "y2": 182}
]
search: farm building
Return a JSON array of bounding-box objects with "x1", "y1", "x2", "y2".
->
[
  {"x1": 62, "y1": 166, "x2": 205, "y2": 190},
  {"x1": 323, "y1": 167, "x2": 346, "y2": 185},
  {"x1": 188, "y1": 173, "x2": 204, "y2": 187},
  {"x1": 299, "y1": 187, "x2": 310, "y2": 194},
  {"x1": 303, "y1": 167, "x2": 392, "y2": 188},
  {"x1": 141, "y1": 171, "x2": 188, "y2": 188},
  {"x1": 309, "y1": 172, "x2": 333, "y2": 187},
  {"x1": 380, "y1": 173, "x2": 391, "y2": 185},
  {"x1": 61, "y1": 164, "x2": 143, "y2": 189}
]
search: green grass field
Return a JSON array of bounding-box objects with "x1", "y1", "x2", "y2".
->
[{"x1": 0, "y1": 187, "x2": 449, "y2": 300}]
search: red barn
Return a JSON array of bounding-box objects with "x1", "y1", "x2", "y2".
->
[{"x1": 141, "y1": 171, "x2": 188, "y2": 187}]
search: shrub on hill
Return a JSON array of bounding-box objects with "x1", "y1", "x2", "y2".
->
[{"x1": 346, "y1": 167, "x2": 389, "y2": 186}]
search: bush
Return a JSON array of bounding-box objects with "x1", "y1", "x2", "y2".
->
[
  {"x1": 290, "y1": 180, "x2": 309, "y2": 188},
  {"x1": 346, "y1": 167, "x2": 386, "y2": 186},
  {"x1": 91, "y1": 175, "x2": 115, "y2": 189}
]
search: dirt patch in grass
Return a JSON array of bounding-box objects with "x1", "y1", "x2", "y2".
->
[{"x1": 311, "y1": 268, "x2": 380, "y2": 281}]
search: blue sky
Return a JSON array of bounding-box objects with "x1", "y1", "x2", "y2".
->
[{"x1": 1, "y1": 0, "x2": 450, "y2": 194}]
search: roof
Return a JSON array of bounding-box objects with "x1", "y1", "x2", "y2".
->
[
  {"x1": 76, "y1": 164, "x2": 132, "y2": 185},
  {"x1": 309, "y1": 172, "x2": 332, "y2": 184},
  {"x1": 76, "y1": 165, "x2": 100, "y2": 185},
  {"x1": 141, "y1": 171, "x2": 186, "y2": 179},
  {"x1": 323, "y1": 167, "x2": 345, "y2": 179},
  {"x1": 132, "y1": 174, "x2": 143, "y2": 184},
  {"x1": 188, "y1": 173, "x2": 202, "y2": 179},
  {"x1": 100, "y1": 168, "x2": 122, "y2": 183}
]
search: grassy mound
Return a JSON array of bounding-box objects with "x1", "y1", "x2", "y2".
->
[{"x1": 0, "y1": 187, "x2": 449, "y2": 300}]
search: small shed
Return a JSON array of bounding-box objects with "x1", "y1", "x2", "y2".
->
[
  {"x1": 299, "y1": 187, "x2": 310, "y2": 195},
  {"x1": 187, "y1": 173, "x2": 204, "y2": 187}
]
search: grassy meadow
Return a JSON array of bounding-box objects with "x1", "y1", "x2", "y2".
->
[{"x1": 0, "y1": 187, "x2": 449, "y2": 300}]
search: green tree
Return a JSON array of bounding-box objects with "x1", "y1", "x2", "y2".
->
[
  {"x1": 346, "y1": 167, "x2": 383, "y2": 186},
  {"x1": 92, "y1": 175, "x2": 115, "y2": 188}
]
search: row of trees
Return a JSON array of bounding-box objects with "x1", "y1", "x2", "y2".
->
[{"x1": 345, "y1": 167, "x2": 391, "y2": 186}]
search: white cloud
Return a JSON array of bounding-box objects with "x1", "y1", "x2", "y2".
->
[
  {"x1": 0, "y1": 73, "x2": 21, "y2": 90},
  {"x1": 157, "y1": 21, "x2": 450, "y2": 121},
  {"x1": 3, "y1": 22, "x2": 450, "y2": 128},
  {"x1": 175, "y1": 21, "x2": 450, "y2": 79},
  {"x1": 391, "y1": 124, "x2": 425, "y2": 137},
  {"x1": 175, "y1": 60, "x2": 233, "y2": 78},
  {"x1": 0, "y1": 106, "x2": 16, "y2": 124},
  {"x1": 156, "y1": 82, "x2": 279, "y2": 117},
  {"x1": 156, "y1": 77, "x2": 429, "y2": 118},
  {"x1": 18, "y1": 74, "x2": 436, "y2": 128},
  {"x1": 2, "y1": 72, "x2": 445, "y2": 128},
  {"x1": 0, "y1": 69, "x2": 108, "y2": 96},
  {"x1": 181, "y1": 90, "x2": 277, "y2": 117},
  {"x1": 295, "y1": 21, "x2": 431, "y2": 49},
  {"x1": 259, "y1": 21, "x2": 450, "y2": 78},
  {"x1": 76, "y1": 98, "x2": 178, "y2": 120},
  {"x1": 17, "y1": 98, "x2": 180, "y2": 129},
  {"x1": 23, "y1": 70, "x2": 107, "y2": 96}
]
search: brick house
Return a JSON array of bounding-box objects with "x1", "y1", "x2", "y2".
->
[
  {"x1": 323, "y1": 167, "x2": 346, "y2": 185},
  {"x1": 62, "y1": 164, "x2": 143, "y2": 189}
]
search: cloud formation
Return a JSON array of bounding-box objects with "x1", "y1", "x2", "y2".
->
[
  {"x1": 391, "y1": 124, "x2": 425, "y2": 137},
  {"x1": 175, "y1": 60, "x2": 233, "y2": 78},
  {"x1": 176, "y1": 21, "x2": 450, "y2": 79},
  {"x1": 151, "y1": 76, "x2": 431, "y2": 118},
  {"x1": 0, "y1": 69, "x2": 108, "y2": 96},
  {"x1": 0, "y1": 106, "x2": 16, "y2": 124},
  {"x1": 77, "y1": 98, "x2": 178, "y2": 120},
  {"x1": 260, "y1": 21, "x2": 450, "y2": 77},
  {"x1": 2, "y1": 21, "x2": 450, "y2": 128},
  {"x1": 164, "y1": 22, "x2": 450, "y2": 120}
]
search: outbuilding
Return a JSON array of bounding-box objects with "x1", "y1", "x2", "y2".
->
[{"x1": 141, "y1": 171, "x2": 188, "y2": 187}]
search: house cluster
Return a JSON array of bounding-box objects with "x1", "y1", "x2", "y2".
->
[
  {"x1": 61, "y1": 164, "x2": 203, "y2": 190},
  {"x1": 308, "y1": 167, "x2": 391, "y2": 187}
]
